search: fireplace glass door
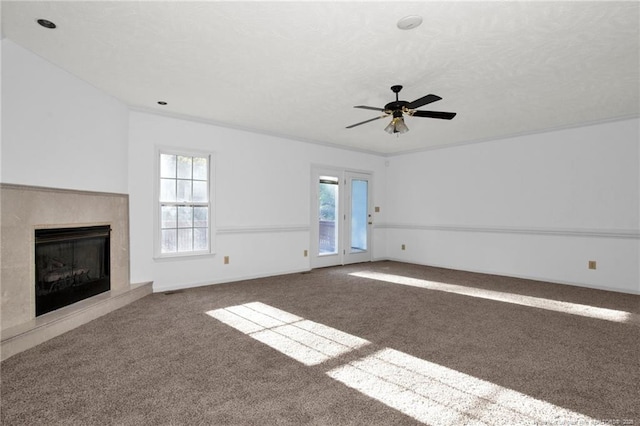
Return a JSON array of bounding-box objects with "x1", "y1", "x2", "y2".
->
[{"x1": 35, "y1": 226, "x2": 111, "y2": 316}]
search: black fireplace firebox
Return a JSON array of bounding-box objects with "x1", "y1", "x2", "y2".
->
[{"x1": 35, "y1": 225, "x2": 111, "y2": 316}]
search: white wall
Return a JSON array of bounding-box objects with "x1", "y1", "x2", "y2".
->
[
  {"x1": 384, "y1": 119, "x2": 640, "y2": 294},
  {"x1": 128, "y1": 111, "x2": 387, "y2": 291},
  {"x1": 4, "y1": 36, "x2": 637, "y2": 295},
  {"x1": 1, "y1": 39, "x2": 129, "y2": 193}
]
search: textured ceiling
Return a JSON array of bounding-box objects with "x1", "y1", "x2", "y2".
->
[{"x1": 2, "y1": 1, "x2": 639, "y2": 155}]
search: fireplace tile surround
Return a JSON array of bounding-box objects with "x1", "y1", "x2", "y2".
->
[{"x1": 1, "y1": 184, "x2": 151, "y2": 360}]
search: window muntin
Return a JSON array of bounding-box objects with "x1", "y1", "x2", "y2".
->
[{"x1": 158, "y1": 152, "x2": 211, "y2": 256}]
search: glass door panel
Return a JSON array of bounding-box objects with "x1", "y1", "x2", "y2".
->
[
  {"x1": 350, "y1": 179, "x2": 368, "y2": 253},
  {"x1": 318, "y1": 176, "x2": 339, "y2": 256},
  {"x1": 344, "y1": 172, "x2": 371, "y2": 265}
]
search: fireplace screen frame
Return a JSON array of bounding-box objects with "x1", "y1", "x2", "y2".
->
[{"x1": 34, "y1": 225, "x2": 111, "y2": 316}]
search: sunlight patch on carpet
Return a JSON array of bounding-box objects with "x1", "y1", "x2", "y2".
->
[
  {"x1": 327, "y1": 347, "x2": 605, "y2": 425},
  {"x1": 349, "y1": 271, "x2": 636, "y2": 325},
  {"x1": 208, "y1": 302, "x2": 604, "y2": 425},
  {"x1": 206, "y1": 302, "x2": 369, "y2": 366}
]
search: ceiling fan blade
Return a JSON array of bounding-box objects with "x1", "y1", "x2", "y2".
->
[
  {"x1": 354, "y1": 105, "x2": 386, "y2": 112},
  {"x1": 346, "y1": 114, "x2": 388, "y2": 129},
  {"x1": 406, "y1": 94, "x2": 442, "y2": 109},
  {"x1": 411, "y1": 110, "x2": 457, "y2": 120}
]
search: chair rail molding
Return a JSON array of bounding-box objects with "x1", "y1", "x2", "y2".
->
[{"x1": 375, "y1": 223, "x2": 640, "y2": 240}]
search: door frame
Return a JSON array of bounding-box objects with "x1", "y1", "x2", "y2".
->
[{"x1": 310, "y1": 165, "x2": 373, "y2": 268}]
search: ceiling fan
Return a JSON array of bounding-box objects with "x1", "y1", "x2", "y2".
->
[{"x1": 346, "y1": 85, "x2": 456, "y2": 134}]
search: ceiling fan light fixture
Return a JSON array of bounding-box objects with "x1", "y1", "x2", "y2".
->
[
  {"x1": 384, "y1": 121, "x2": 395, "y2": 134},
  {"x1": 396, "y1": 118, "x2": 409, "y2": 133},
  {"x1": 385, "y1": 117, "x2": 409, "y2": 134}
]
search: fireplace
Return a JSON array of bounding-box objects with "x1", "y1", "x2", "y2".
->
[{"x1": 35, "y1": 225, "x2": 111, "y2": 316}]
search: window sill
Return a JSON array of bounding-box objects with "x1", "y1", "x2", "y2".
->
[{"x1": 153, "y1": 252, "x2": 216, "y2": 262}]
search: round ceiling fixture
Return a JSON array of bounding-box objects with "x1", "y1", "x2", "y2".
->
[
  {"x1": 397, "y1": 15, "x2": 422, "y2": 30},
  {"x1": 36, "y1": 19, "x2": 57, "y2": 29},
  {"x1": 157, "y1": 101, "x2": 167, "y2": 105}
]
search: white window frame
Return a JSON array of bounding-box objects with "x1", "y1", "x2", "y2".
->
[{"x1": 154, "y1": 147, "x2": 215, "y2": 260}]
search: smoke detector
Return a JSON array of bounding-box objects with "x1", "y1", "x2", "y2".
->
[{"x1": 397, "y1": 15, "x2": 423, "y2": 30}]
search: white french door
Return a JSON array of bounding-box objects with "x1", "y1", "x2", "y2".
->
[{"x1": 311, "y1": 167, "x2": 372, "y2": 268}]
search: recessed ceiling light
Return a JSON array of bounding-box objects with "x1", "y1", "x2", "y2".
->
[
  {"x1": 36, "y1": 19, "x2": 56, "y2": 29},
  {"x1": 157, "y1": 101, "x2": 167, "y2": 105},
  {"x1": 397, "y1": 15, "x2": 422, "y2": 30}
]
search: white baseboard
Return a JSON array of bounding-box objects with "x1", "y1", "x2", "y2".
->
[
  {"x1": 152, "y1": 268, "x2": 312, "y2": 293},
  {"x1": 381, "y1": 257, "x2": 640, "y2": 295}
]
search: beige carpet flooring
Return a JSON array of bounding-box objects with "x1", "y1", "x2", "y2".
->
[{"x1": 1, "y1": 261, "x2": 638, "y2": 425}]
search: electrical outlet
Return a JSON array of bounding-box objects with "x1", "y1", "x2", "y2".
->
[
  {"x1": 303, "y1": 249, "x2": 308, "y2": 257},
  {"x1": 224, "y1": 256, "x2": 230, "y2": 264},
  {"x1": 588, "y1": 260, "x2": 596, "y2": 270},
  {"x1": 401, "y1": 244, "x2": 406, "y2": 250}
]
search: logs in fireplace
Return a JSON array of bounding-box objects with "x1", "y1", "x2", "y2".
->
[{"x1": 35, "y1": 225, "x2": 111, "y2": 316}]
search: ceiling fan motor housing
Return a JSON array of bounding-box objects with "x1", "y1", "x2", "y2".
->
[
  {"x1": 387, "y1": 85, "x2": 408, "y2": 114},
  {"x1": 385, "y1": 101, "x2": 410, "y2": 115}
]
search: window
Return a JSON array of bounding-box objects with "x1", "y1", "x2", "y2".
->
[{"x1": 157, "y1": 151, "x2": 212, "y2": 257}]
